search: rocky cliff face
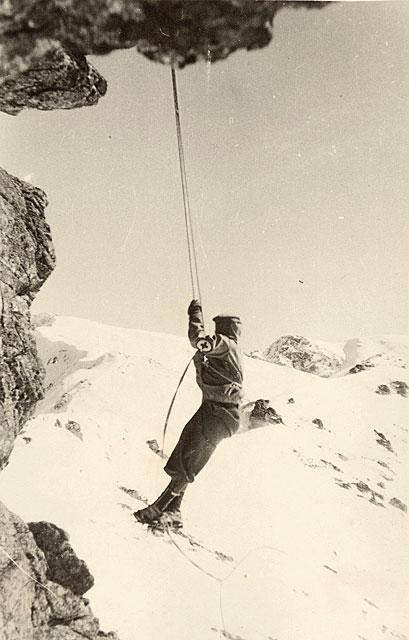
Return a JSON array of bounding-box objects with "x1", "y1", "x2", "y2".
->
[
  {"x1": 0, "y1": 0, "x2": 328, "y2": 114},
  {"x1": 0, "y1": 501, "x2": 118, "y2": 640},
  {"x1": 0, "y1": 166, "x2": 118, "y2": 640},
  {"x1": 0, "y1": 170, "x2": 111, "y2": 636},
  {"x1": 0, "y1": 167, "x2": 55, "y2": 470}
]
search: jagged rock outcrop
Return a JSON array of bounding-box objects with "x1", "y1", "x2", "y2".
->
[
  {"x1": 239, "y1": 398, "x2": 283, "y2": 430},
  {"x1": 0, "y1": 0, "x2": 329, "y2": 113},
  {"x1": 261, "y1": 334, "x2": 345, "y2": 378},
  {"x1": 28, "y1": 522, "x2": 94, "y2": 596},
  {"x1": 0, "y1": 167, "x2": 55, "y2": 470},
  {"x1": 0, "y1": 46, "x2": 107, "y2": 115},
  {"x1": 0, "y1": 501, "x2": 118, "y2": 640},
  {"x1": 249, "y1": 398, "x2": 283, "y2": 428}
]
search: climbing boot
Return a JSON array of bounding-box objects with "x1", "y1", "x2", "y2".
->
[
  {"x1": 133, "y1": 485, "x2": 175, "y2": 525},
  {"x1": 133, "y1": 479, "x2": 186, "y2": 525}
]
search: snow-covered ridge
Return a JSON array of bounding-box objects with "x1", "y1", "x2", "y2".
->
[
  {"x1": 250, "y1": 333, "x2": 408, "y2": 378},
  {"x1": 0, "y1": 314, "x2": 407, "y2": 640}
]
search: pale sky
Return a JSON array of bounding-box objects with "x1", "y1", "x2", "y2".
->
[{"x1": 1, "y1": 1, "x2": 408, "y2": 350}]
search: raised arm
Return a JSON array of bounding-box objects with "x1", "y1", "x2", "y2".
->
[
  {"x1": 187, "y1": 300, "x2": 229, "y2": 356},
  {"x1": 188, "y1": 299, "x2": 205, "y2": 347}
]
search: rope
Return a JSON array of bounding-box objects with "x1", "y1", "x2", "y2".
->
[
  {"x1": 165, "y1": 526, "x2": 221, "y2": 582},
  {"x1": 0, "y1": 544, "x2": 59, "y2": 599},
  {"x1": 164, "y1": 525, "x2": 287, "y2": 639},
  {"x1": 161, "y1": 355, "x2": 194, "y2": 452},
  {"x1": 171, "y1": 66, "x2": 202, "y2": 304},
  {"x1": 161, "y1": 66, "x2": 205, "y2": 454}
]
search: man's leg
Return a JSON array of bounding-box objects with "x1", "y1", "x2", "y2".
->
[
  {"x1": 164, "y1": 403, "x2": 217, "y2": 483},
  {"x1": 163, "y1": 402, "x2": 238, "y2": 527},
  {"x1": 134, "y1": 403, "x2": 238, "y2": 525},
  {"x1": 134, "y1": 405, "x2": 213, "y2": 525}
]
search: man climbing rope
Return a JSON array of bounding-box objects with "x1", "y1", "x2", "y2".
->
[{"x1": 133, "y1": 299, "x2": 243, "y2": 528}]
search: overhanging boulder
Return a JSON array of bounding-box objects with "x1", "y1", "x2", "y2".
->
[{"x1": 0, "y1": 0, "x2": 329, "y2": 113}]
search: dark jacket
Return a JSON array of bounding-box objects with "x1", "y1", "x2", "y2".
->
[{"x1": 188, "y1": 307, "x2": 243, "y2": 405}]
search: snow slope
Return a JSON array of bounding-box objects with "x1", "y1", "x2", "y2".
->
[{"x1": 0, "y1": 315, "x2": 408, "y2": 640}]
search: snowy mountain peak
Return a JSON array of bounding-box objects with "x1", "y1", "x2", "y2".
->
[
  {"x1": 258, "y1": 334, "x2": 346, "y2": 377},
  {"x1": 251, "y1": 333, "x2": 408, "y2": 378}
]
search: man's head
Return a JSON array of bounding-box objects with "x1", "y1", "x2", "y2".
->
[{"x1": 213, "y1": 314, "x2": 242, "y2": 340}]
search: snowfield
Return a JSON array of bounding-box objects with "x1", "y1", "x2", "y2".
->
[{"x1": 0, "y1": 315, "x2": 408, "y2": 640}]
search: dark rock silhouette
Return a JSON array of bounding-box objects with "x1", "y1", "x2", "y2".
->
[
  {"x1": 0, "y1": 0, "x2": 328, "y2": 113},
  {"x1": 28, "y1": 521, "x2": 94, "y2": 596}
]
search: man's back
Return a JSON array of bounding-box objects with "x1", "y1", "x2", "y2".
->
[{"x1": 188, "y1": 301, "x2": 243, "y2": 404}]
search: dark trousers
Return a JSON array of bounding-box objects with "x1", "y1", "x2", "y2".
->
[{"x1": 164, "y1": 400, "x2": 240, "y2": 484}]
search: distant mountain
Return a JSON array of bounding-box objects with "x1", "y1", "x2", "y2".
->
[{"x1": 250, "y1": 334, "x2": 408, "y2": 378}]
